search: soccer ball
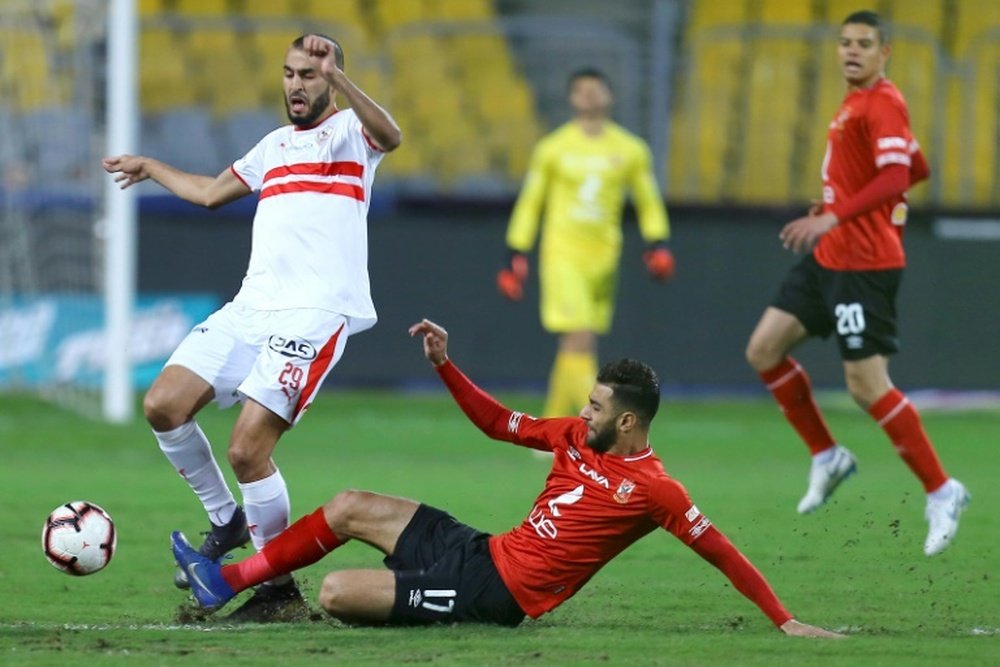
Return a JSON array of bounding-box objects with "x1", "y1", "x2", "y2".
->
[{"x1": 41, "y1": 501, "x2": 116, "y2": 575}]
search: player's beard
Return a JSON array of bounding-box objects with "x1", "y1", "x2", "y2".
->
[
  {"x1": 286, "y1": 88, "x2": 331, "y2": 128},
  {"x1": 586, "y1": 419, "x2": 618, "y2": 453}
]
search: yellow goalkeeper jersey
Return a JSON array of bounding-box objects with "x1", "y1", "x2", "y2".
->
[{"x1": 506, "y1": 120, "x2": 669, "y2": 265}]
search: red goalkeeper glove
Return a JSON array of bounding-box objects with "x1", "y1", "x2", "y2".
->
[
  {"x1": 643, "y1": 243, "x2": 675, "y2": 281},
  {"x1": 497, "y1": 251, "x2": 529, "y2": 301}
]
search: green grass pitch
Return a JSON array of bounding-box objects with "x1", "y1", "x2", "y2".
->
[{"x1": 1, "y1": 389, "x2": 997, "y2": 666}]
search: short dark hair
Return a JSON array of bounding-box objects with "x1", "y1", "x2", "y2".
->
[
  {"x1": 291, "y1": 34, "x2": 345, "y2": 71},
  {"x1": 568, "y1": 67, "x2": 612, "y2": 93},
  {"x1": 842, "y1": 10, "x2": 888, "y2": 43},
  {"x1": 596, "y1": 359, "x2": 660, "y2": 427}
]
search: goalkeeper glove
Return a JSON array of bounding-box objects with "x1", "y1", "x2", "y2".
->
[
  {"x1": 643, "y1": 242, "x2": 675, "y2": 281},
  {"x1": 497, "y1": 251, "x2": 529, "y2": 301}
]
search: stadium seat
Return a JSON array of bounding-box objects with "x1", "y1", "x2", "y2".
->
[
  {"x1": 185, "y1": 27, "x2": 262, "y2": 115},
  {"x1": 0, "y1": 29, "x2": 51, "y2": 109},
  {"x1": 21, "y1": 107, "x2": 93, "y2": 183},
  {"x1": 142, "y1": 107, "x2": 225, "y2": 175},
  {"x1": 220, "y1": 108, "x2": 284, "y2": 160},
  {"x1": 424, "y1": 0, "x2": 493, "y2": 21},
  {"x1": 687, "y1": 0, "x2": 745, "y2": 30},
  {"x1": 372, "y1": 0, "x2": 426, "y2": 32},
  {"x1": 171, "y1": 0, "x2": 231, "y2": 17},
  {"x1": 140, "y1": 28, "x2": 196, "y2": 111},
  {"x1": 758, "y1": 0, "x2": 812, "y2": 25},
  {"x1": 737, "y1": 37, "x2": 808, "y2": 203}
]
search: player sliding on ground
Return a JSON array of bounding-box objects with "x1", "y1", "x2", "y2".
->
[{"x1": 173, "y1": 319, "x2": 842, "y2": 637}]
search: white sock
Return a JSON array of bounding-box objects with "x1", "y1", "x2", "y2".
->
[
  {"x1": 155, "y1": 422, "x2": 237, "y2": 526},
  {"x1": 927, "y1": 478, "x2": 954, "y2": 502},
  {"x1": 812, "y1": 445, "x2": 839, "y2": 465},
  {"x1": 239, "y1": 469, "x2": 290, "y2": 552}
]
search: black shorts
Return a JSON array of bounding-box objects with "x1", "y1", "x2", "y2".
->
[
  {"x1": 772, "y1": 254, "x2": 902, "y2": 360},
  {"x1": 385, "y1": 505, "x2": 525, "y2": 627}
]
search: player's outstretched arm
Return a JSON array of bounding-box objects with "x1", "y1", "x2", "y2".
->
[
  {"x1": 302, "y1": 34, "x2": 401, "y2": 152},
  {"x1": 102, "y1": 155, "x2": 250, "y2": 209},
  {"x1": 780, "y1": 619, "x2": 846, "y2": 639}
]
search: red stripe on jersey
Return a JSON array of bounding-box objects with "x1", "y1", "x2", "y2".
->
[
  {"x1": 361, "y1": 128, "x2": 383, "y2": 152},
  {"x1": 263, "y1": 162, "x2": 364, "y2": 182},
  {"x1": 259, "y1": 181, "x2": 365, "y2": 202},
  {"x1": 293, "y1": 323, "x2": 345, "y2": 421}
]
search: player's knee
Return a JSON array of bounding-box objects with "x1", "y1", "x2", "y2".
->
[
  {"x1": 745, "y1": 337, "x2": 779, "y2": 372},
  {"x1": 226, "y1": 441, "x2": 267, "y2": 479},
  {"x1": 143, "y1": 388, "x2": 183, "y2": 431},
  {"x1": 844, "y1": 372, "x2": 889, "y2": 410},
  {"x1": 323, "y1": 489, "x2": 370, "y2": 536},
  {"x1": 318, "y1": 571, "x2": 350, "y2": 615}
]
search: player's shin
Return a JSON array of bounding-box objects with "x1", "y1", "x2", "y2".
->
[
  {"x1": 155, "y1": 421, "x2": 238, "y2": 525},
  {"x1": 868, "y1": 389, "x2": 948, "y2": 493},
  {"x1": 759, "y1": 358, "x2": 836, "y2": 455},
  {"x1": 222, "y1": 507, "x2": 344, "y2": 592}
]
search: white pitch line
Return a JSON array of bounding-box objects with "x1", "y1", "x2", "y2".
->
[{"x1": 0, "y1": 622, "x2": 241, "y2": 632}]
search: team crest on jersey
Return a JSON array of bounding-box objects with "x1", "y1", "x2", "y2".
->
[
  {"x1": 613, "y1": 478, "x2": 636, "y2": 504},
  {"x1": 830, "y1": 106, "x2": 853, "y2": 132},
  {"x1": 317, "y1": 128, "x2": 332, "y2": 144}
]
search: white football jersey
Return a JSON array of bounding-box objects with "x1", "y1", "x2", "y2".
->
[{"x1": 230, "y1": 109, "x2": 385, "y2": 330}]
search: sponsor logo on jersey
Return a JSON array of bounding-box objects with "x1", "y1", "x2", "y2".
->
[
  {"x1": 578, "y1": 463, "x2": 611, "y2": 489},
  {"x1": 567, "y1": 446, "x2": 582, "y2": 461},
  {"x1": 508, "y1": 411, "x2": 524, "y2": 434},
  {"x1": 689, "y1": 516, "x2": 712, "y2": 538},
  {"x1": 685, "y1": 505, "x2": 700, "y2": 522},
  {"x1": 613, "y1": 478, "x2": 636, "y2": 504},
  {"x1": 267, "y1": 335, "x2": 317, "y2": 360}
]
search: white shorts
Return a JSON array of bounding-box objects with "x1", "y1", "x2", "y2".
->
[{"x1": 165, "y1": 302, "x2": 351, "y2": 425}]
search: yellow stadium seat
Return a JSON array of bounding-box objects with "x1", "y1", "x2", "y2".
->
[
  {"x1": 737, "y1": 37, "x2": 807, "y2": 203},
  {"x1": 140, "y1": 28, "x2": 196, "y2": 110},
  {"x1": 759, "y1": 0, "x2": 812, "y2": 25},
  {"x1": 954, "y1": 0, "x2": 1000, "y2": 55},
  {"x1": 0, "y1": 29, "x2": 53, "y2": 109},
  {"x1": 173, "y1": 0, "x2": 231, "y2": 17},
  {"x1": 687, "y1": 0, "x2": 746, "y2": 30},
  {"x1": 373, "y1": 0, "x2": 425, "y2": 31},
  {"x1": 139, "y1": 0, "x2": 165, "y2": 16},
  {"x1": 886, "y1": 0, "x2": 943, "y2": 39},
  {"x1": 424, "y1": 0, "x2": 493, "y2": 21}
]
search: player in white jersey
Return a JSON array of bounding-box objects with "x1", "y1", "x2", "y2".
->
[{"x1": 102, "y1": 34, "x2": 401, "y2": 621}]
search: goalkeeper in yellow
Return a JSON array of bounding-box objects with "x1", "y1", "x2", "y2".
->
[{"x1": 498, "y1": 67, "x2": 675, "y2": 417}]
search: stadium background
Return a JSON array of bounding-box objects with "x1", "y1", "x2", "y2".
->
[{"x1": 2, "y1": 0, "x2": 999, "y2": 410}]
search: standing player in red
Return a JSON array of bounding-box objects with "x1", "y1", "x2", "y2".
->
[
  {"x1": 103, "y1": 34, "x2": 401, "y2": 619},
  {"x1": 173, "y1": 318, "x2": 842, "y2": 637},
  {"x1": 745, "y1": 11, "x2": 968, "y2": 556}
]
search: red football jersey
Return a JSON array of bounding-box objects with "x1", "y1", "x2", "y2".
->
[
  {"x1": 816, "y1": 78, "x2": 924, "y2": 270},
  {"x1": 487, "y1": 416, "x2": 710, "y2": 618},
  {"x1": 434, "y1": 360, "x2": 791, "y2": 626}
]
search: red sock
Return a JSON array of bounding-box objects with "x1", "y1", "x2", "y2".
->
[
  {"x1": 759, "y1": 357, "x2": 836, "y2": 455},
  {"x1": 221, "y1": 507, "x2": 343, "y2": 592},
  {"x1": 868, "y1": 389, "x2": 948, "y2": 493}
]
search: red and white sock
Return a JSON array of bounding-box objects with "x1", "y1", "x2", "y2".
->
[
  {"x1": 759, "y1": 357, "x2": 836, "y2": 456},
  {"x1": 868, "y1": 389, "x2": 949, "y2": 493},
  {"x1": 221, "y1": 507, "x2": 343, "y2": 593}
]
